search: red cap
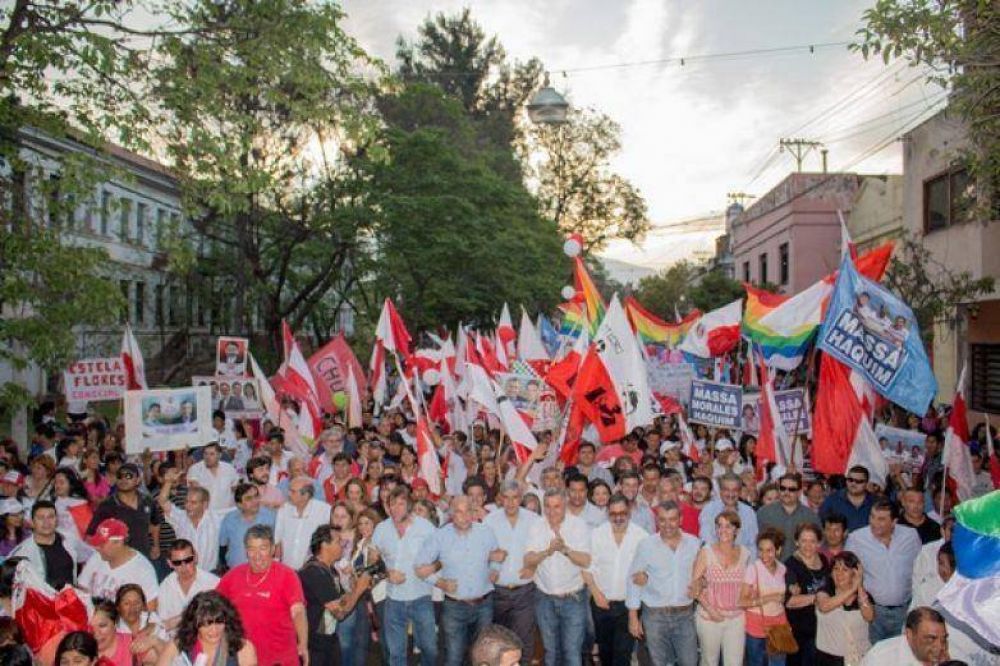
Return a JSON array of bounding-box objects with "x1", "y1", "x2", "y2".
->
[
  {"x1": 410, "y1": 478, "x2": 429, "y2": 491},
  {"x1": 87, "y1": 518, "x2": 129, "y2": 547}
]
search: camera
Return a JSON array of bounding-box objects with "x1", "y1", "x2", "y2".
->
[{"x1": 354, "y1": 559, "x2": 387, "y2": 581}]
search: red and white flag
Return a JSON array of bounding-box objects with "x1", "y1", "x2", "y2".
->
[
  {"x1": 497, "y1": 303, "x2": 517, "y2": 359},
  {"x1": 12, "y1": 560, "x2": 90, "y2": 654},
  {"x1": 120, "y1": 323, "x2": 147, "y2": 390},
  {"x1": 543, "y1": 329, "x2": 587, "y2": 400},
  {"x1": 494, "y1": 331, "x2": 510, "y2": 371},
  {"x1": 677, "y1": 412, "x2": 700, "y2": 462},
  {"x1": 278, "y1": 320, "x2": 323, "y2": 443},
  {"x1": 345, "y1": 365, "x2": 363, "y2": 429},
  {"x1": 571, "y1": 295, "x2": 654, "y2": 443},
  {"x1": 415, "y1": 416, "x2": 444, "y2": 496},
  {"x1": 375, "y1": 298, "x2": 413, "y2": 360},
  {"x1": 942, "y1": 365, "x2": 976, "y2": 502},
  {"x1": 517, "y1": 308, "x2": 549, "y2": 362},
  {"x1": 678, "y1": 299, "x2": 743, "y2": 358},
  {"x1": 756, "y1": 357, "x2": 791, "y2": 479},
  {"x1": 368, "y1": 340, "x2": 387, "y2": 411},
  {"x1": 249, "y1": 353, "x2": 280, "y2": 424},
  {"x1": 812, "y1": 353, "x2": 887, "y2": 486}
]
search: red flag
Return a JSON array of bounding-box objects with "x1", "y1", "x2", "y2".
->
[
  {"x1": 308, "y1": 333, "x2": 368, "y2": 410},
  {"x1": 497, "y1": 303, "x2": 517, "y2": 358},
  {"x1": 943, "y1": 368, "x2": 975, "y2": 501},
  {"x1": 415, "y1": 417, "x2": 443, "y2": 497},
  {"x1": 120, "y1": 324, "x2": 147, "y2": 390},
  {"x1": 571, "y1": 345, "x2": 626, "y2": 444},
  {"x1": 12, "y1": 561, "x2": 90, "y2": 653},
  {"x1": 428, "y1": 383, "x2": 449, "y2": 432},
  {"x1": 558, "y1": 401, "x2": 589, "y2": 465},
  {"x1": 375, "y1": 298, "x2": 412, "y2": 359}
]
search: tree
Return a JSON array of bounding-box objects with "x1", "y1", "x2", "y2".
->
[
  {"x1": 633, "y1": 262, "x2": 697, "y2": 318},
  {"x1": 395, "y1": 8, "x2": 543, "y2": 163},
  {"x1": 149, "y1": 0, "x2": 381, "y2": 355},
  {"x1": 368, "y1": 85, "x2": 563, "y2": 331},
  {"x1": 883, "y1": 234, "x2": 994, "y2": 345},
  {"x1": 520, "y1": 107, "x2": 651, "y2": 251},
  {"x1": 853, "y1": 0, "x2": 1000, "y2": 214},
  {"x1": 689, "y1": 270, "x2": 745, "y2": 313}
]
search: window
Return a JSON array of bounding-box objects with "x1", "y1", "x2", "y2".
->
[
  {"x1": 779, "y1": 243, "x2": 789, "y2": 286},
  {"x1": 758, "y1": 252, "x2": 768, "y2": 285},
  {"x1": 100, "y1": 191, "x2": 111, "y2": 235},
  {"x1": 155, "y1": 284, "x2": 165, "y2": 326},
  {"x1": 119, "y1": 198, "x2": 132, "y2": 242},
  {"x1": 970, "y1": 344, "x2": 1000, "y2": 413},
  {"x1": 169, "y1": 285, "x2": 181, "y2": 326},
  {"x1": 136, "y1": 202, "x2": 147, "y2": 246},
  {"x1": 924, "y1": 168, "x2": 973, "y2": 232},
  {"x1": 119, "y1": 280, "x2": 130, "y2": 323},
  {"x1": 47, "y1": 175, "x2": 61, "y2": 227},
  {"x1": 155, "y1": 209, "x2": 167, "y2": 249},
  {"x1": 134, "y1": 281, "x2": 145, "y2": 325},
  {"x1": 742, "y1": 261, "x2": 750, "y2": 282}
]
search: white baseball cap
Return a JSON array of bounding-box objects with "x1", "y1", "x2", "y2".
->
[{"x1": 715, "y1": 438, "x2": 735, "y2": 452}]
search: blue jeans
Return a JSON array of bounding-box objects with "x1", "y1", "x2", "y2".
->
[
  {"x1": 336, "y1": 601, "x2": 365, "y2": 666},
  {"x1": 870, "y1": 603, "x2": 908, "y2": 644},
  {"x1": 641, "y1": 606, "x2": 698, "y2": 666},
  {"x1": 746, "y1": 635, "x2": 787, "y2": 666},
  {"x1": 441, "y1": 596, "x2": 494, "y2": 666},
  {"x1": 384, "y1": 596, "x2": 437, "y2": 666},
  {"x1": 536, "y1": 589, "x2": 588, "y2": 666}
]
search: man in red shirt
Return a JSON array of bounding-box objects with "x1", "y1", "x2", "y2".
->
[
  {"x1": 217, "y1": 523, "x2": 308, "y2": 665},
  {"x1": 680, "y1": 476, "x2": 713, "y2": 536}
]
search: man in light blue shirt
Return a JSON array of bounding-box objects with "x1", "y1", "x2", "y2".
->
[
  {"x1": 371, "y1": 485, "x2": 438, "y2": 666},
  {"x1": 418, "y1": 496, "x2": 504, "y2": 666},
  {"x1": 484, "y1": 480, "x2": 542, "y2": 659},
  {"x1": 699, "y1": 472, "x2": 758, "y2": 554},
  {"x1": 845, "y1": 498, "x2": 922, "y2": 644},
  {"x1": 627, "y1": 500, "x2": 700, "y2": 666},
  {"x1": 217, "y1": 482, "x2": 275, "y2": 568}
]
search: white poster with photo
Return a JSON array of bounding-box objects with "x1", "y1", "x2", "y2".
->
[
  {"x1": 498, "y1": 372, "x2": 560, "y2": 432},
  {"x1": 215, "y1": 337, "x2": 249, "y2": 377},
  {"x1": 124, "y1": 386, "x2": 213, "y2": 453},
  {"x1": 741, "y1": 388, "x2": 812, "y2": 436},
  {"x1": 192, "y1": 375, "x2": 262, "y2": 419},
  {"x1": 645, "y1": 357, "x2": 695, "y2": 406},
  {"x1": 874, "y1": 424, "x2": 928, "y2": 474}
]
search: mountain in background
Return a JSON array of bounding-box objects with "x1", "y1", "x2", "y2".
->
[{"x1": 598, "y1": 211, "x2": 725, "y2": 282}]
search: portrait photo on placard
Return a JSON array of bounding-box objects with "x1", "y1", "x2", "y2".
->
[{"x1": 216, "y1": 336, "x2": 249, "y2": 377}]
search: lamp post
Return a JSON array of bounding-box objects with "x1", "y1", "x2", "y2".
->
[{"x1": 526, "y1": 73, "x2": 569, "y2": 125}]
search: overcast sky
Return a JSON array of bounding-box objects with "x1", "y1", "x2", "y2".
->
[{"x1": 339, "y1": 0, "x2": 946, "y2": 268}]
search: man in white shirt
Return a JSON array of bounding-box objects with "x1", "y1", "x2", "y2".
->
[
  {"x1": 566, "y1": 473, "x2": 606, "y2": 528},
  {"x1": 274, "y1": 476, "x2": 331, "y2": 569},
  {"x1": 583, "y1": 493, "x2": 647, "y2": 666},
  {"x1": 79, "y1": 518, "x2": 159, "y2": 602},
  {"x1": 159, "y1": 469, "x2": 221, "y2": 572},
  {"x1": 186, "y1": 442, "x2": 240, "y2": 519},
  {"x1": 485, "y1": 480, "x2": 542, "y2": 661},
  {"x1": 627, "y1": 500, "x2": 701, "y2": 666},
  {"x1": 524, "y1": 489, "x2": 592, "y2": 666},
  {"x1": 151, "y1": 539, "x2": 219, "y2": 636},
  {"x1": 861, "y1": 606, "x2": 950, "y2": 666}
]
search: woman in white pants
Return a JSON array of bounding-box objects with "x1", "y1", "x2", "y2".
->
[{"x1": 691, "y1": 510, "x2": 751, "y2": 665}]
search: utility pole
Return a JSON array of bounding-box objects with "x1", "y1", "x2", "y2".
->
[
  {"x1": 726, "y1": 192, "x2": 756, "y2": 207},
  {"x1": 779, "y1": 138, "x2": 824, "y2": 172}
]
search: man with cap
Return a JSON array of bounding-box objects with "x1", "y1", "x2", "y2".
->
[
  {"x1": 660, "y1": 440, "x2": 688, "y2": 481},
  {"x1": 79, "y1": 517, "x2": 159, "y2": 601},
  {"x1": 711, "y1": 438, "x2": 743, "y2": 478},
  {"x1": 86, "y1": 462, "x2": 162, "y2": 560}
]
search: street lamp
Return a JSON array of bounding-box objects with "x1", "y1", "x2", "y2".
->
[{"x1": 526, "y1": 73, "x2": 569, "y2": 125}]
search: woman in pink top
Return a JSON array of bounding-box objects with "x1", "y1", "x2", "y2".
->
[
  {"x1": 692, "y1": 509, "x2": 752, "y2": 666},
  {"x1": 81, "y1": 450, "x2": 111, "y2": 506},
  {"x1": 90, "y1": 598, "x2": 152, "y2": 665},
  {"x1": 740, "y1": 528, "x2": 789, "y2": 666}
]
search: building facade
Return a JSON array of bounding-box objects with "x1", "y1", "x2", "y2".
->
[
  {"x1": 901, "y1": 110, "x2": 1000, "y2": 414},
  {"x1": 729, "y1": 173, "x2": 863, "y2": 294},
  {"x1": 846, "y1": 175, "x2": 903, "y2": 252}
]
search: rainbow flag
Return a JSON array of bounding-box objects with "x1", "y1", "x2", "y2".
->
[
  {"x1": 558, "y1": 301, "x2": 587, "y2": 337},
  {"x1": 623, "y1": 296, "x2": 701, "y2": 347},
  {"x1": 742, "y1": 283, "x2": 816, "y2": 371},
  {"x1": 574, "y1": 257, "x2": 606, "y2": 336}
]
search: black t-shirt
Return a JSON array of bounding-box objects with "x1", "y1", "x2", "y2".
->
[
  {"x1": 38, "y1": 536, "x2": 74, "y2": 591},
  {"x1": 898, "y1": 515, "x2": 942, "y2": 544},
  {"x1": 784, "y1": 555, "x2": 830, "y2": 639},
  {"x1": 86, "y1": 493, "x2": 162, "y2": 557},
  {"x1": 298, "y1": 560, "x2": 343, "y2": 643}
]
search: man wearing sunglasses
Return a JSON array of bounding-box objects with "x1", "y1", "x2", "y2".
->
[
  {"x1": 756, "y1": 473, "x2": 819, "y2": 560},
  {"x1": 819, "y1": 465, "x2": 877, "y2": 533},
  {"x1": 86, "y1": 462, "x2": 162, "y2": 560},
  {"x1": 152, "y1": 538, "x2": 219, "y2": 637}
]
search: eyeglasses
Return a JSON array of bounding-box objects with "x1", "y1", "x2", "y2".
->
[
  {"x1": 846, "y1": 477, "x2": 867, "y2": 484},
  {"x1": 170, "y1": 555, "x2": 195, "y2": 566},
  {"x1": 779, "y1": 485, "x2": 799, "y2": 492}
]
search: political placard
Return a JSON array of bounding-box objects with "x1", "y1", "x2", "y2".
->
[
  {"x1": 124, "y1": 386, "x2": 213, "y2": 453},
  {"x1": 192, "y1": 375, "x2": 262, "y2": 419},
  {"x1": 63, "y1": 357, "x2": 126, "y2": 402},
  {"x1": 688, "y1": 379, "x2": 742, "y2": 428},
  {"x1": 741, "y1": 388, "x2": 812, "y2": 436},
  {"x1": 875, "y1": 424, "x2": 928, "y2": 474},
  {"x1": 215, "y1": 337, "x2": 249, "y2": 377},
  {"x1": 818, "y1": 256, "x2": 936, "y2": 415},
  {"x1": 645, "y1": 357, "x2": 696, "y2": 407}
]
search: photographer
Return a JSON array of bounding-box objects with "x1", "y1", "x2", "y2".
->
[{"x1": 299, "y1": 525, "x2": 372, "y2": 666}]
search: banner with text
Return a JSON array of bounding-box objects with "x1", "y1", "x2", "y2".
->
[
  {"x1": 64, "y1": 357, "x2": 126, "y2": 403},
  {"x1": 192, "y1": 376, "x2": 263, "y2": 420},
  {"x1": 741, "y1": 388, "x2": 812, "y2": 436},
  {"x1": 124, "y1": 386, "x2": 213, "y2": 453},
  {"x1": 818, "y1": 256, "x2": 936, "y2": 415},
  {"x1": 688, "y1": 379, "x2": 743, "y2": 429},
  {"x1": 645, "y1": 357, "x2": 696, "y2": 407}
]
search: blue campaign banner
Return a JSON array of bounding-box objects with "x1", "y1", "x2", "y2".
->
[
  {"x1": 688, "y1": 379, "x2": 743, "y2": 428},
  {"x1": 818, "y1": 256, "x2": 937, "y2": 415}
]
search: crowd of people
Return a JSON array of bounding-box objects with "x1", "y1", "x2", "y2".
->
[{"x1": 0, "y1": 396, "x2": 997, "y2": 666}]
